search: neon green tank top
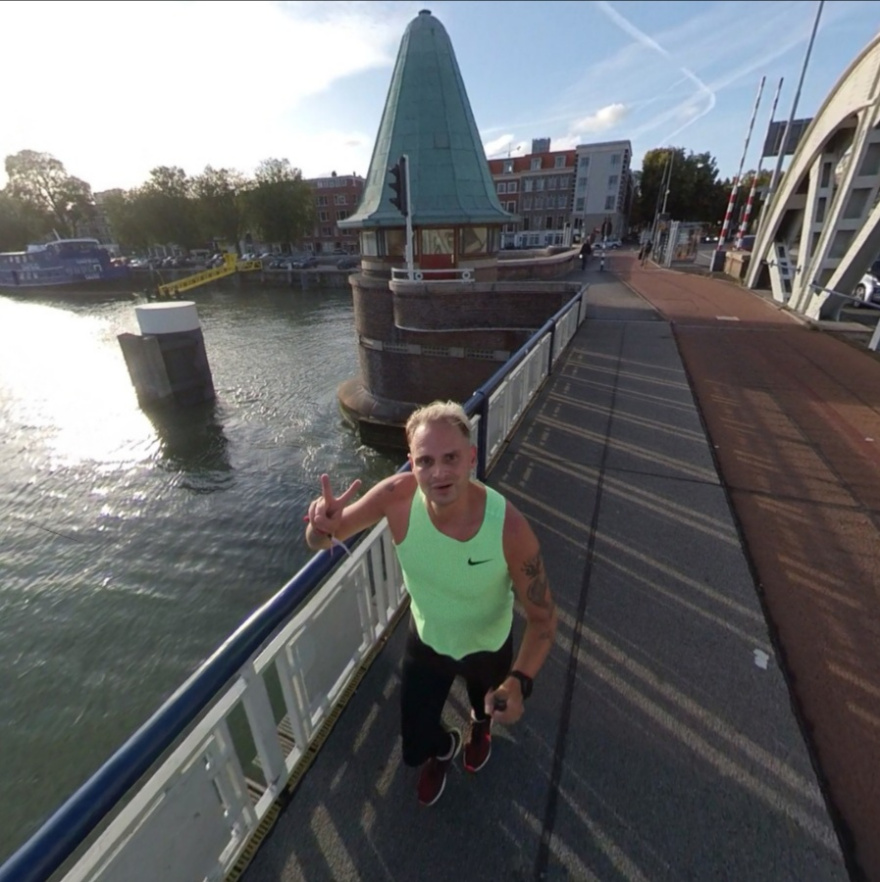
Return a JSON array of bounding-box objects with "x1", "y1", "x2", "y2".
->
[{"x1": 395, "y1": 483, "x2": 513, "y2": 659}]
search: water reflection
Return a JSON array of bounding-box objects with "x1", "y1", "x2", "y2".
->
[
  {"x1": 146, "y1": 401, "x2": 232, "y2": 493},
  {"x1": 0, "y1": 297, "x2": 154, "y2": 467}
]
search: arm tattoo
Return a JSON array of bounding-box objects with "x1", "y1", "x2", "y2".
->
[{"x1": 522, "y1": 552, "x2": 551, "y2": 609}]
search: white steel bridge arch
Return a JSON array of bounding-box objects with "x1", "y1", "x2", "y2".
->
[{"x1": 747, "y1": 31, "x2": 880, "y2": 318}]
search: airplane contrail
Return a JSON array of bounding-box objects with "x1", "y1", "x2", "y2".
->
[{"x1": 595, "y1": 0, "x2": 716, "y2": 141}]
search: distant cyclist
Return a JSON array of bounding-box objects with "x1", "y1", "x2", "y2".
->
[{"x1": 304, "y1": 400, "x2": 557, "y2": 806}]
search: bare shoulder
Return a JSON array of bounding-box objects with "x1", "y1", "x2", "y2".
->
[
  {"x1": 335, "y1": 472, "x2": 416, "y2": 541},
  {"x1": 502, "y1": 499, "x2": 538, "y2": 552},
  {"x1": 377, "y1": 471, "x2": 417, "y2": 502}
]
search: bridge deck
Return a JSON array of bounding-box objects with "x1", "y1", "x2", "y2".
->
[{"x1": 243, "y1": 254, "x2": 880, "y2": 881}]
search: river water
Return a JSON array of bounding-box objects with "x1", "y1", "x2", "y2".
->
[{"x1": 0, "y1": 281, "x2": 399, "y2": 862}]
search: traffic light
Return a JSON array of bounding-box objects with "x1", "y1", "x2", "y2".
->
[{"x1": 388, "y1": 156, "x2": 408, "y2": 217}]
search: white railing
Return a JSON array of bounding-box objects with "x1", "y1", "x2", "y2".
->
[
  {"x1": 63, "y1": 524, "x2": 404, "y2": 882},
  {"x1": 390, "y1": 266, "x2": 475, "y2": 282},
  {"x1": 483, "y1": 335, "x2": 552, "y2": 468},
  {"x1": 0, "y1": 285, "x2": 588, "y2": 882}
]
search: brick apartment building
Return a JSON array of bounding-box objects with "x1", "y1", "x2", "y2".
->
[
  {"x1": 487, "y1": 138, "x2": 633, "y2": 247},
  {"x1": 300, "y1": 172, "x2": 364, "y2": 255}
]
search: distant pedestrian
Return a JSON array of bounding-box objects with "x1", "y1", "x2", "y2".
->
[
  {"x1": 639, "y1": 240, "x2": 653, "y2": 265},
  {"x1": 578, "y1": 240, "x2": 592, "y2": 270}
]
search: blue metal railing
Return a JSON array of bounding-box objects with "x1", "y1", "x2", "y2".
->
[{"x1": 0, "y1": 284, "x2": 586, "y2": 882}]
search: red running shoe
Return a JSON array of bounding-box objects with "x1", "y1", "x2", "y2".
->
[
  {"x1": 463, "y1": 714, "x2": 492, "y2": 773},
  {"x1": 417, "y1": 729, "x2": 461, "y2": 806}
]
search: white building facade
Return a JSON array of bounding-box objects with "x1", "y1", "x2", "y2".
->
[{"x1": 573, "y1": 140, "x2": 633, "y2": 241}]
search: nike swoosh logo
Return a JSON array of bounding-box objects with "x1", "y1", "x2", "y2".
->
[{"x1": 468, "y1": 558, "x2": 491, "y2": 566}]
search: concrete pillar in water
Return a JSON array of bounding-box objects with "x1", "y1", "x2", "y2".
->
[{"x1": 118, "y1": 301, "x2": 215, "y2": 408}]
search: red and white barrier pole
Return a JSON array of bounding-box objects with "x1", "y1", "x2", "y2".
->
[
  {"x1": 736, "y1": 77, "x2": 783, "y2": 247},
  {"x1": 717, "y1": 76, "x2": 766, "y2": 250}
]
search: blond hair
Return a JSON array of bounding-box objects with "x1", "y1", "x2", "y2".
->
[{"x1": 405, "y1": 400, "x2": 471, "y2": 447}]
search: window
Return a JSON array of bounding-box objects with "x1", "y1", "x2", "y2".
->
[
  {"x1": 503, "y1": 159, "x2": 514, "y2": 173},
  {"x1": 544, "y1": 216, "x2": 554, "y2": 230},
  {"x1": 554, "y1": 155, "x2": 566, "y2": 169},
  {"x1": 506, "y1": 201, "x2": 516, "y2": 212},
  {"x1": 317, "y1": 196, "x2": 328, "y2": 206},
  {"x1": 384, "y1": 228, "x2": 406, "y2": 257},
  {"x1": 335, "y1": 194, "x2": 347, "y2": 205},
  {"x1": 548, "y1": 177, "x2": 557, "y2": 190},
  {"x1": 604, "y1": 196, "x2": 616, "y2": 210},
  {"x1": 535, "y1": 178, "x2": 545, "y2": 191},
  {"x1": 319, "y1": 211, "x2": 329, "y2": 222},
  {"x1": 535, "y1": 196, "x2": 545, "y2": 210},
  {"x1": 608, "y1": 175, "x2": 619, "y2": 187},
  {"x1": 575, "y1": 197, "x2": 584, "y2": 212},
  {"x1": 610, "y1": 153, "x2": 621, "y2": 166},
  {"x1": 361, "y1": 231, "x2": 378, "y2": 256},
  {"x1": 577, "y1": 177, "x2": 587, "y2": 193},
  {"x1": 461, "y1": 227, "x2": 488, "y2": 255},
  {"x1": 497, "y1": 182, "x2": 507, "y2": 194},
  {"x1": 322, "y1": 226, "x2": 333, "y2": 237},
  {"x1": 420, "y1": 228, "x2": 455, "y2": 255},
  {"x1": 557, "y1": 194, "x2": 568, "y2": 209},
  {"x1": 507, "y1": 181, "x2": 517, "y2": 193},
  {"x1": 524, "y1": 179, "x2": 534, "y2": 192},
  {"x1": 523, "y1": 196, "x2": 533, "y2": 210},
  {"x1": 530, "y1": 157, "x2": 541, "y2": 171},
  {"x1": 336, "y1": 209, "x2": 349, "y2": 221}
]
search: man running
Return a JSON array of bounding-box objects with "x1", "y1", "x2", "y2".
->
[{"x1": 304, "y1": 400, "x2": 557, "y2": 806}]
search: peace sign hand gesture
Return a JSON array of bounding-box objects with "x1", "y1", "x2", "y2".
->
[{"x1": 307, "y1": 473, "x2": 362, "y2": 538}]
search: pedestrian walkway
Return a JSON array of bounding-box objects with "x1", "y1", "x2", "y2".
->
[
  {"x1": 617, "y1": 253, "x2": 880, "y2": 882},
  {"x1": 241, "y1": 254, "x2": 871, "y2": 882}
]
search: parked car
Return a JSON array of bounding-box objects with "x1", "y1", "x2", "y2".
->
[
  {"x1": 596, "y1": 238, "x2": 623, "y2": 250},
  {"x1": 852, "y1": 259, "x2": 880, "y2": 307},
  {"x1": 289, "y1": 255, "x2": 317, "y2": 269},
  {"x1": 337, "y1": 256, "x2": 360, "y2": 270}
]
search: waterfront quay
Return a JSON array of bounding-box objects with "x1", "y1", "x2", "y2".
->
[{"x1": 241, "y1": 253, "x2": 880, "y2": 881}]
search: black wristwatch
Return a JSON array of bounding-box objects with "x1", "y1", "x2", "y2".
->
[{"x1": 509, "y1": 670, "x2": 533, "y2": 700}]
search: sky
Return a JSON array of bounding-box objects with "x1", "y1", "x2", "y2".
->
[{"x1": 1, "y1": 0, "x2": 878, "y2": 194}]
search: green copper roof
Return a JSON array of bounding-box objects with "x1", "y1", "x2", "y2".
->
[{"x1": 339, "y1": 9, "x2": 511, "y2": 229}]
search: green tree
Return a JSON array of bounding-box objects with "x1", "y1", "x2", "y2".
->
[
  {"x1": 242, "y1": 158, "x2": 315, "y2": 250},
  {"x1": 634, "y1": 147, "x2": 729, "y2": 230},
  {"x1": 0, "y1": 188, "x2": 52, "y2": 250},
  {"x1": 4, "y1": 150, "x2": 95, "y2": 238},
  {"x1": 101, "y1": 189, "x2": 152, "y2": 253},
  {"x1": 140, "y1": 166, "x2": 200, "y2": 249},
  {"x1": 192, "y1": 166, "x2": 248, "y2": 249}
]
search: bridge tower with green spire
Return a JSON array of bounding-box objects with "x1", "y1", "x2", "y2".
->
[{"x1": 337, "y1": 9, "x2": 578, "y2": 446}]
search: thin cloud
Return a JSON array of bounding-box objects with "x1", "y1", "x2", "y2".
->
[
  {"x1": 572, "y1": 103, "x2": 629, "y2": 134},
  {"x1": 483, "y1": 134, "x2": 516, "y2": 157},
  {"x1": 595, "y1": 0, "x2": 716, "y2": 143}
]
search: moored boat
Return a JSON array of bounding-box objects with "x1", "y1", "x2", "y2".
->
[{"x1": 0, "y1": 237, "x2": 134, "y2": 298}]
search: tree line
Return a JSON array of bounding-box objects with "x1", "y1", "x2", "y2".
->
[
  {"x1": 630, "y1": 147, "x2": 771, "y2": 234},
  {"x1": 0, "y1": 150, "x2": 316, "y2": 254},
  {"x1": 0, "y1": 146, "x2": 771, "y2": 254}
]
